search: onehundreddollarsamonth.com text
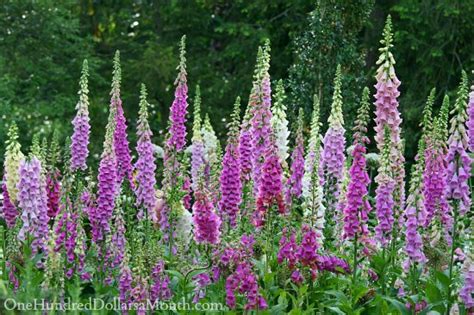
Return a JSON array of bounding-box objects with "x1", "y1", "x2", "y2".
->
[{"x1": 2, "y1": 297, "x2": 227, "y2": 312}]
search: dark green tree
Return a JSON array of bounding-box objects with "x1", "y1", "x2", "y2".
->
[{"x1": 287, "y1": 0, "x2": 375, "y2": 132}]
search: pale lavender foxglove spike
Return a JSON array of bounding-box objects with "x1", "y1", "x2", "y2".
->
[
  {"x1": 70, "y1": 59, "x2": 91, "y2": 171},
  {"x1": 134, "y1": 84, "x2": 157, "y2": 220},
  {"x1": 446, "y1": 71, "x2": 471, "y2": 216},
  {"x1": 321, "y1": 65, "x2": 346, "y2": 213},
  {"x1": 17, "y1": 157, "x2": 49, "y2": 260},
  {"x1": 250, "y1": 43, "x2": 273, "y2": 192},
  {"x1": 373, "y1": 16, "x2": 406, "y2": 217}
]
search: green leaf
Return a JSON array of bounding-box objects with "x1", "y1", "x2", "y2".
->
[
  {"x1": 383, "y1": 296, "x2": 410, "y2": 315},
  {"x1": 426, "y1": 281, "x2": 442, "y2": 303},
  {"x1": 434, "y1": 270, "x2": 450, "y2": 289}
]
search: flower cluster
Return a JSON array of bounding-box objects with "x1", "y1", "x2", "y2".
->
[
  {"x1": 423, "y1": 96, "x2": 450, "y2": 230},
  {"x1": 286, "y1": 108, "x2": 305, "y2": 203},
  {"x1": 403, "y1": 92, "x2": 435, "y2": 270},
  {"x1": 317, "y1": 256, "x2": 351, "y2": 274},
  {"x1": 226, "y1": 261, "x2": 268, "y2": 310},
  {"x1": 17, "y1": 157, "x2": 49, "y2": 260},
  {"x1": 271, "y1": 79, "x2": 290, "y2": 167},
  {"x1": 4, "y1": 123, "x2": 24, "y2": 204},
  {"x1": 343, "y1": 87, "x2": 371, "y2": 240},
  {"x1": 278, "y1": 228, "x2": 298, "y2": 269},
  {"x1": 250, "y1": 42, "x2": 273, "y2": 191},
  {"x1": 221, "y1": 235, "x2": 267, "y2": 310},
  {"x1": 192, "y1": 189, "x2": 221, "y2": 245},
  {"x1": 134, "y1": 84, "x2": 157, "y2": 220},
  {"x1": 219, "y1": 98, "x2": 243, "y2": 227},
  {"x1": 404, "y1": 164, "x2": 427, "y2": 270},
  {"x1": 70, "y1": 59, "x2": 91, "y2": 171},
  {"x1": 95, "y1": 107, "x2": 118, "y2": 241},
  {"x1": 111, "y1": 51, "x2": 133, "y2": 185},
  {"x1": 167, "y1": 36, "x2": 189, "y2": 152},
  {"x1": 373, "y1": 16, "x2": 405, "y2": 215},
  {"x1": 446, "y1": 71, "x2": 472, "y2": 215},
  {"x1": 46, "y1": 171, "x2": 60, "y2": 218},
  {"x1": 2, "y1": 177, "x2": 18, "y2": 228},
  {"x1": 297, "y1": 225, "x2": 320, "y2": 273},
  {"x1": 53, "y1": 200, "x2": 81, "y2": 278},
  {"x1": 191, "y1": 85, "x2": 205, "y2": 191},
  {"x1": 460, "y1": 254, "x2": 474, "y2": 309},
  {"x1": 302, "y1": 95, "x2": 325, "y2": 234},
  {"x1": 468, "y1": 76, "x2": 474, "y2": 152},
  {"x1": 201, "y1": 114, "x2": 221, "y2": 201},
  {"x1": 278, "y1": 225, "x2": 350, "y2": 283},
  {"x1": 254, "y1": 136, "x2": 285, "y2": 227},
  {"x1": 239, "y1": 106, "x2": 253, "y2": 182},
  {"x1": 321, "y1": 65, "x2": 346, "y2": 212},
  {"x1": 375, "y1": 128, "x2": 395, "y2": 247},
  {"x1": 150, "y1": 261, "x2": 172, "y2": 302}
]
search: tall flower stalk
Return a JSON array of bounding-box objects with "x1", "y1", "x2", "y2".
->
[
  {"x1": 445, "y1": 71, "x2": 471, "y2": 313},
  {"x1": 250, "y1": 41, "x2": 273, "y2": 193},
  {"x1": 239, "y1": 104, "x2": 253, "y2": 183},
  {"x1": 239, "y1": 103, "x2": 255, "y2": 223},
  {"x1": 46, "y1": 171, "x2": 60, "y2": 218},
  {"x1": 460, "y1": 221, "x2": 474, "y2": 310},
  {"x1": 286, "y1": 108, "x2": 305, "y2": 206},
  {"x1": 468, "y1": 72, "x2": 474, "y2": 153},
  {"x1": 403, "y1": 142, "x2": 428, "y2": 300},
  {"x1": 202, "y1": 114, "x2": 221, "y2": 202},
  {"x1": 254, "y1": 134, "x2": 285, "y2": 228},
  {"x1": 423, "y1": 96, "x2": 450, "y2": 231},
  {"x1": 343, "y1": 87, "x2": 372, "y2": 283},
  {"x1": 403, "y1": 91, "x2": 434, "y2": 274},
  {"x1": 373, "y1": 15, "x2": 405, "y2": 225},
  {"x1": 321, "y1": 65, "x2": 345, "y2": 242},
  {"x1": 111, "y1": 51, "x2": 133, "y2": 186},
  {"x1": 463, "y1": 74, "x2": 474, "y2": 309},
  {"x1": 161, "y1": 35, "x2": 189, "y2": 257},
  {"x1": 446, "y1": 71, "x2": 471, "y2": 215},
  {"x1": 70, "y1": 59, "x2": 91, "y2": 172},
  {"x1": 2, "y1": 178, "x2": 17, "y2": 228},
  {"x1": 375, "y1": 127, "x2": 395, "y2": 248},
  {"x1": 17, "y1": 157, "x2": 49, "y2": 264},
  {"x1": 302, "y1": 95, "x2": 325, "y2": 235},
  {"x1": 193, "y1": 187, "x2": 221, "y2": 245},
  {"x1": 321, "y1": 65, "x2": 345, "y2": 208},
  {"x1": 219, "y1": 97, "x2": 243, "y2": 228},
  {"x1": 271, "y1": 79, "x2": 290, "y2": 169},
  {"x1": 4, "y1": 123, "x2": 24, "y2": 204},
  {"x1": 167, "y1": 36, "x2": 189, "y2": 153},
  {"x1": 191, "y1": 85, "x2": 205, "y2": 192},
  {"x1": 95, "y1": 104, "x2": 117, "y2": 242},
  {"x1": 134, "y1": 84, "x2": 157, "y2": 221}
]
